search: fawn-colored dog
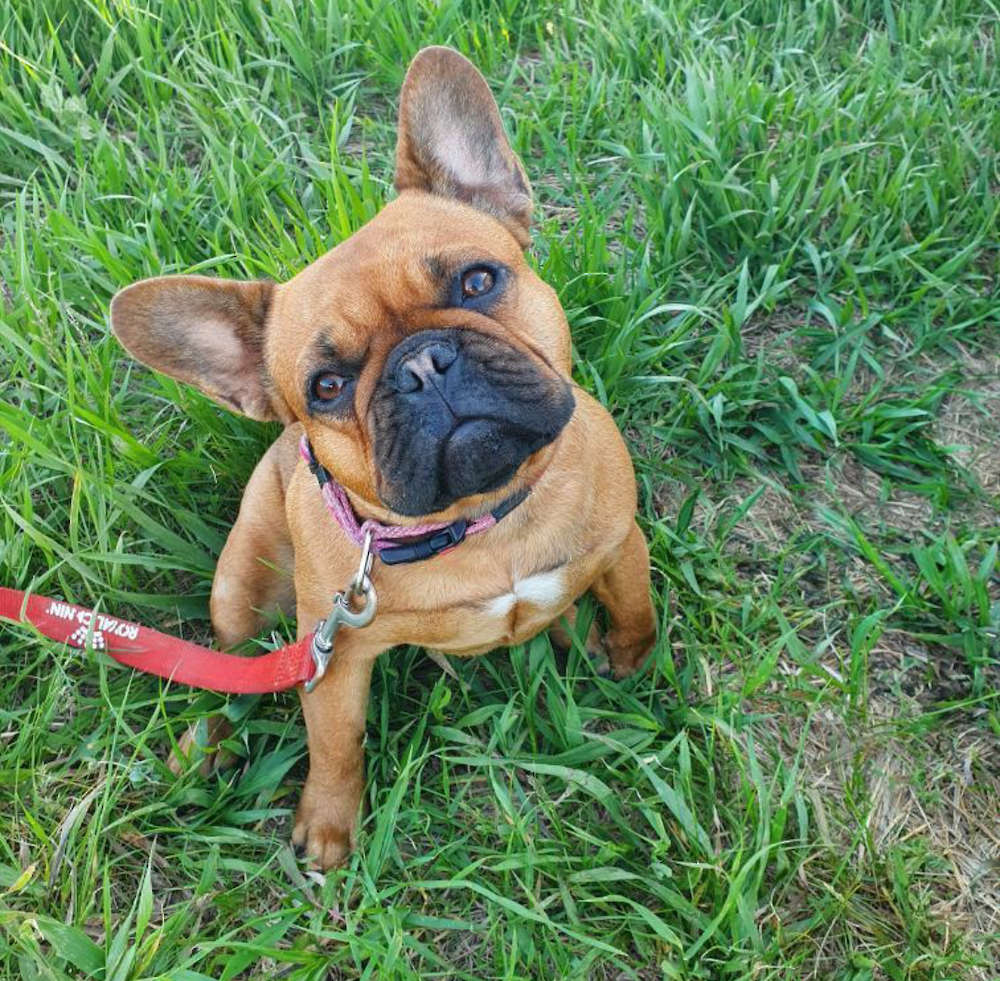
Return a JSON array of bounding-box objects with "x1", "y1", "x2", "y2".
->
[{"x1": 111, "y1": 47, "x2": 656, "y2": 867}]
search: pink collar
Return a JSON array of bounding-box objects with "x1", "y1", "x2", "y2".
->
[{"x1": 299, "y1": 436, "x2": 529, "y2": 565}]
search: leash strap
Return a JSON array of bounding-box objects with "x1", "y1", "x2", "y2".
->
[{"x1": 0, "y1": 586, "x2": 314, "y2": 694}]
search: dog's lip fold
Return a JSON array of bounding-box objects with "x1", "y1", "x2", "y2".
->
[
  {"x1": 443, "y1": 418, "x2": 526, "y2": 495},
  {"x1": 447, "y1": 416, "x2": 540, "y2": 440}
]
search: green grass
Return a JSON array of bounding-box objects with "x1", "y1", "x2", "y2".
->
[{"x1": 1, "y1": 1, "x2": 998, "y2": 977}]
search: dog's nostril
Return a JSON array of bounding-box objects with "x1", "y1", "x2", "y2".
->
[
  {"x1": 429, "y1": 343, "x2": 457, "y2": 373},
  {"x1": 395, "y1": 340, "x2": 457, "y2": 392}
]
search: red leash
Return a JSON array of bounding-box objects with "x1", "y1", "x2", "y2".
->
[
  {"x1": 2, "y1": 438, "x2": 524, "y2": 692},
  {"x1": 0, "y1": 586, "x2": 315, "y2": 694}
]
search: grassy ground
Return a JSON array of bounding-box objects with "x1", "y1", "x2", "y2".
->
[{"x1": 1, "y1": 1, "x2": 998, "y2": 977}]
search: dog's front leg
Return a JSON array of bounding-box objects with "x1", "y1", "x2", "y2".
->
[
  {"x1": 293, "y1": 637, "x2": 381, "y2": 869},
  {"x1": 590, "y1": 520, "x2": 657, "y2": 678}
]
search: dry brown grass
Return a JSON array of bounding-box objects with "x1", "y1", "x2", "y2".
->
[
  {"x1": 934, "y1": 345, "x2": 1000, "y2": 498},
  {"x1": 680, "y1": 388, "x2": 999, "y2": 977}
]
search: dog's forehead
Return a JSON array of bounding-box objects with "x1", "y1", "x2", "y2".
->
[{"x1": 278, "y1": 194, "x2": 524, "y2": 329}]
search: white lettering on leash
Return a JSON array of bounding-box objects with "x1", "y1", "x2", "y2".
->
[
  {"x1": 46, "y1": 601, "x2": 139, "y2": 642},
  {"x1": 47, "y1": 601, "x2": 77, "y2": 620}
]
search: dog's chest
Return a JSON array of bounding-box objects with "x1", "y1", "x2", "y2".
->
[
  {"x1": 481, "y1": 568, "x2": 565, "y2": 620},
  {"x1": 435, "y1": 565, "x2": 571, "y2": 654}
]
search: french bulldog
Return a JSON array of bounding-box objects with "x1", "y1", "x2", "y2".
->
[{"x1": 110, "y1": 46, "x2": 657, "y2": 868}]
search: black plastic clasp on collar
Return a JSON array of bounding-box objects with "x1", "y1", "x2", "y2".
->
[
  {"x1": 305, "y1": 441, "x2": 330, "y2": 487},
  {"x1": 379, "y1": 519, "x2": 468, "y2": 566}
]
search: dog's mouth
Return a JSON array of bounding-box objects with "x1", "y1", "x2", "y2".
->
[
  {"x1": 370, "y1": 329, "x2": 574, "y2": 516},
  {"x1": 440, "y1": 416, "x2": 553, "y2": 500}
]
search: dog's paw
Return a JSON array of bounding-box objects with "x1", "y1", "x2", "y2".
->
[
  {"x1": 167, "y1": 716, "x2": 236, "y2": 777},
  {"x1": 291, "y1": 781, "x2": 361, "y2": 869},
  {"x1": 604, "y1": 626, "x2": 656, "y2": 679}
]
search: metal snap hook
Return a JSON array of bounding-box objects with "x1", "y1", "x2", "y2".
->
[
  {"x1": 305, "y1": 572, "x2": 378, "y2": 693},
  {"x1": 333, "y1": 578, "x2": 378, "y2": 630}
]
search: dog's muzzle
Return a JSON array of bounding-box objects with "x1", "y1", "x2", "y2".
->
[{"x1": 370, "y1": 328, "x2": 574, "y2": 515}]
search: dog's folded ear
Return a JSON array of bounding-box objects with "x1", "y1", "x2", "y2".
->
[
  {"x1": 395, "y1": 46, "x2": 533, "y2": 247},
  {"x1": 110, "y1": 275, "x2": 286, "y2": 421}
]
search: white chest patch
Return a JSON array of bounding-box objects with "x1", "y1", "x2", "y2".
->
[{"x1": 483, "y1": 568, "x2": 565, "y2": 618}]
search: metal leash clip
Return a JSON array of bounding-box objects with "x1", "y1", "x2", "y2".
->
[{"x1": 306, "y1": 530, "x2": 378, "y2": 692}]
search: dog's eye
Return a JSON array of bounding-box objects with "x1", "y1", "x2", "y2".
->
[
  {"x1": 461, "y1": 267, "x2": 494, "y2": 299},
  {"x1": 312, "y1": 372, "x2": 346, "y2": 401}
]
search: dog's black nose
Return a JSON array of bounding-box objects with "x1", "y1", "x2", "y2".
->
[{"x1": 388, "y1": 334, "x2": 458, "y2": 393}]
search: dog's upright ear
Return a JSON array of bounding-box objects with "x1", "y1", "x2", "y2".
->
[
  {"x1": 110, "y1": 275, "x2": 285, "y2": 421},
  {"x1": 395, "y1": 46, "x2": 533, "y2": 247}
]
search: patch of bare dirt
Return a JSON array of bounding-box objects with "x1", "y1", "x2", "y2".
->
[
  {"x1": 934, "y1": 345, "x2": 1000, "y2": 497},
  {"x1": 814, "y1": 455, "x2": 936, "y2": 531},
  {"x1": 740, "y1": 307, "x2": 810, "y2": 374},
  {"x1": 668, "y1": 321, "x2": 999, "y2": 975},
  {"x1": 533, "y1": 172, "x2": 581, "y2": 233},
  {"x1": 698, "y1": 454, "x2": 937, "y2": 559},
  {"x1": 751, "y1": 672, "x2": 1000, "y2": 979}
]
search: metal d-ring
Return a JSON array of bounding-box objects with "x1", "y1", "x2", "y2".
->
[{"x1": 352, "y1": 528, "x2": 375, "y2": 596}]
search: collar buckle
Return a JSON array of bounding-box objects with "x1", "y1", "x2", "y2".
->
[{"x1": 378, "y1": 518, "x2": 468, "y2": 566}]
